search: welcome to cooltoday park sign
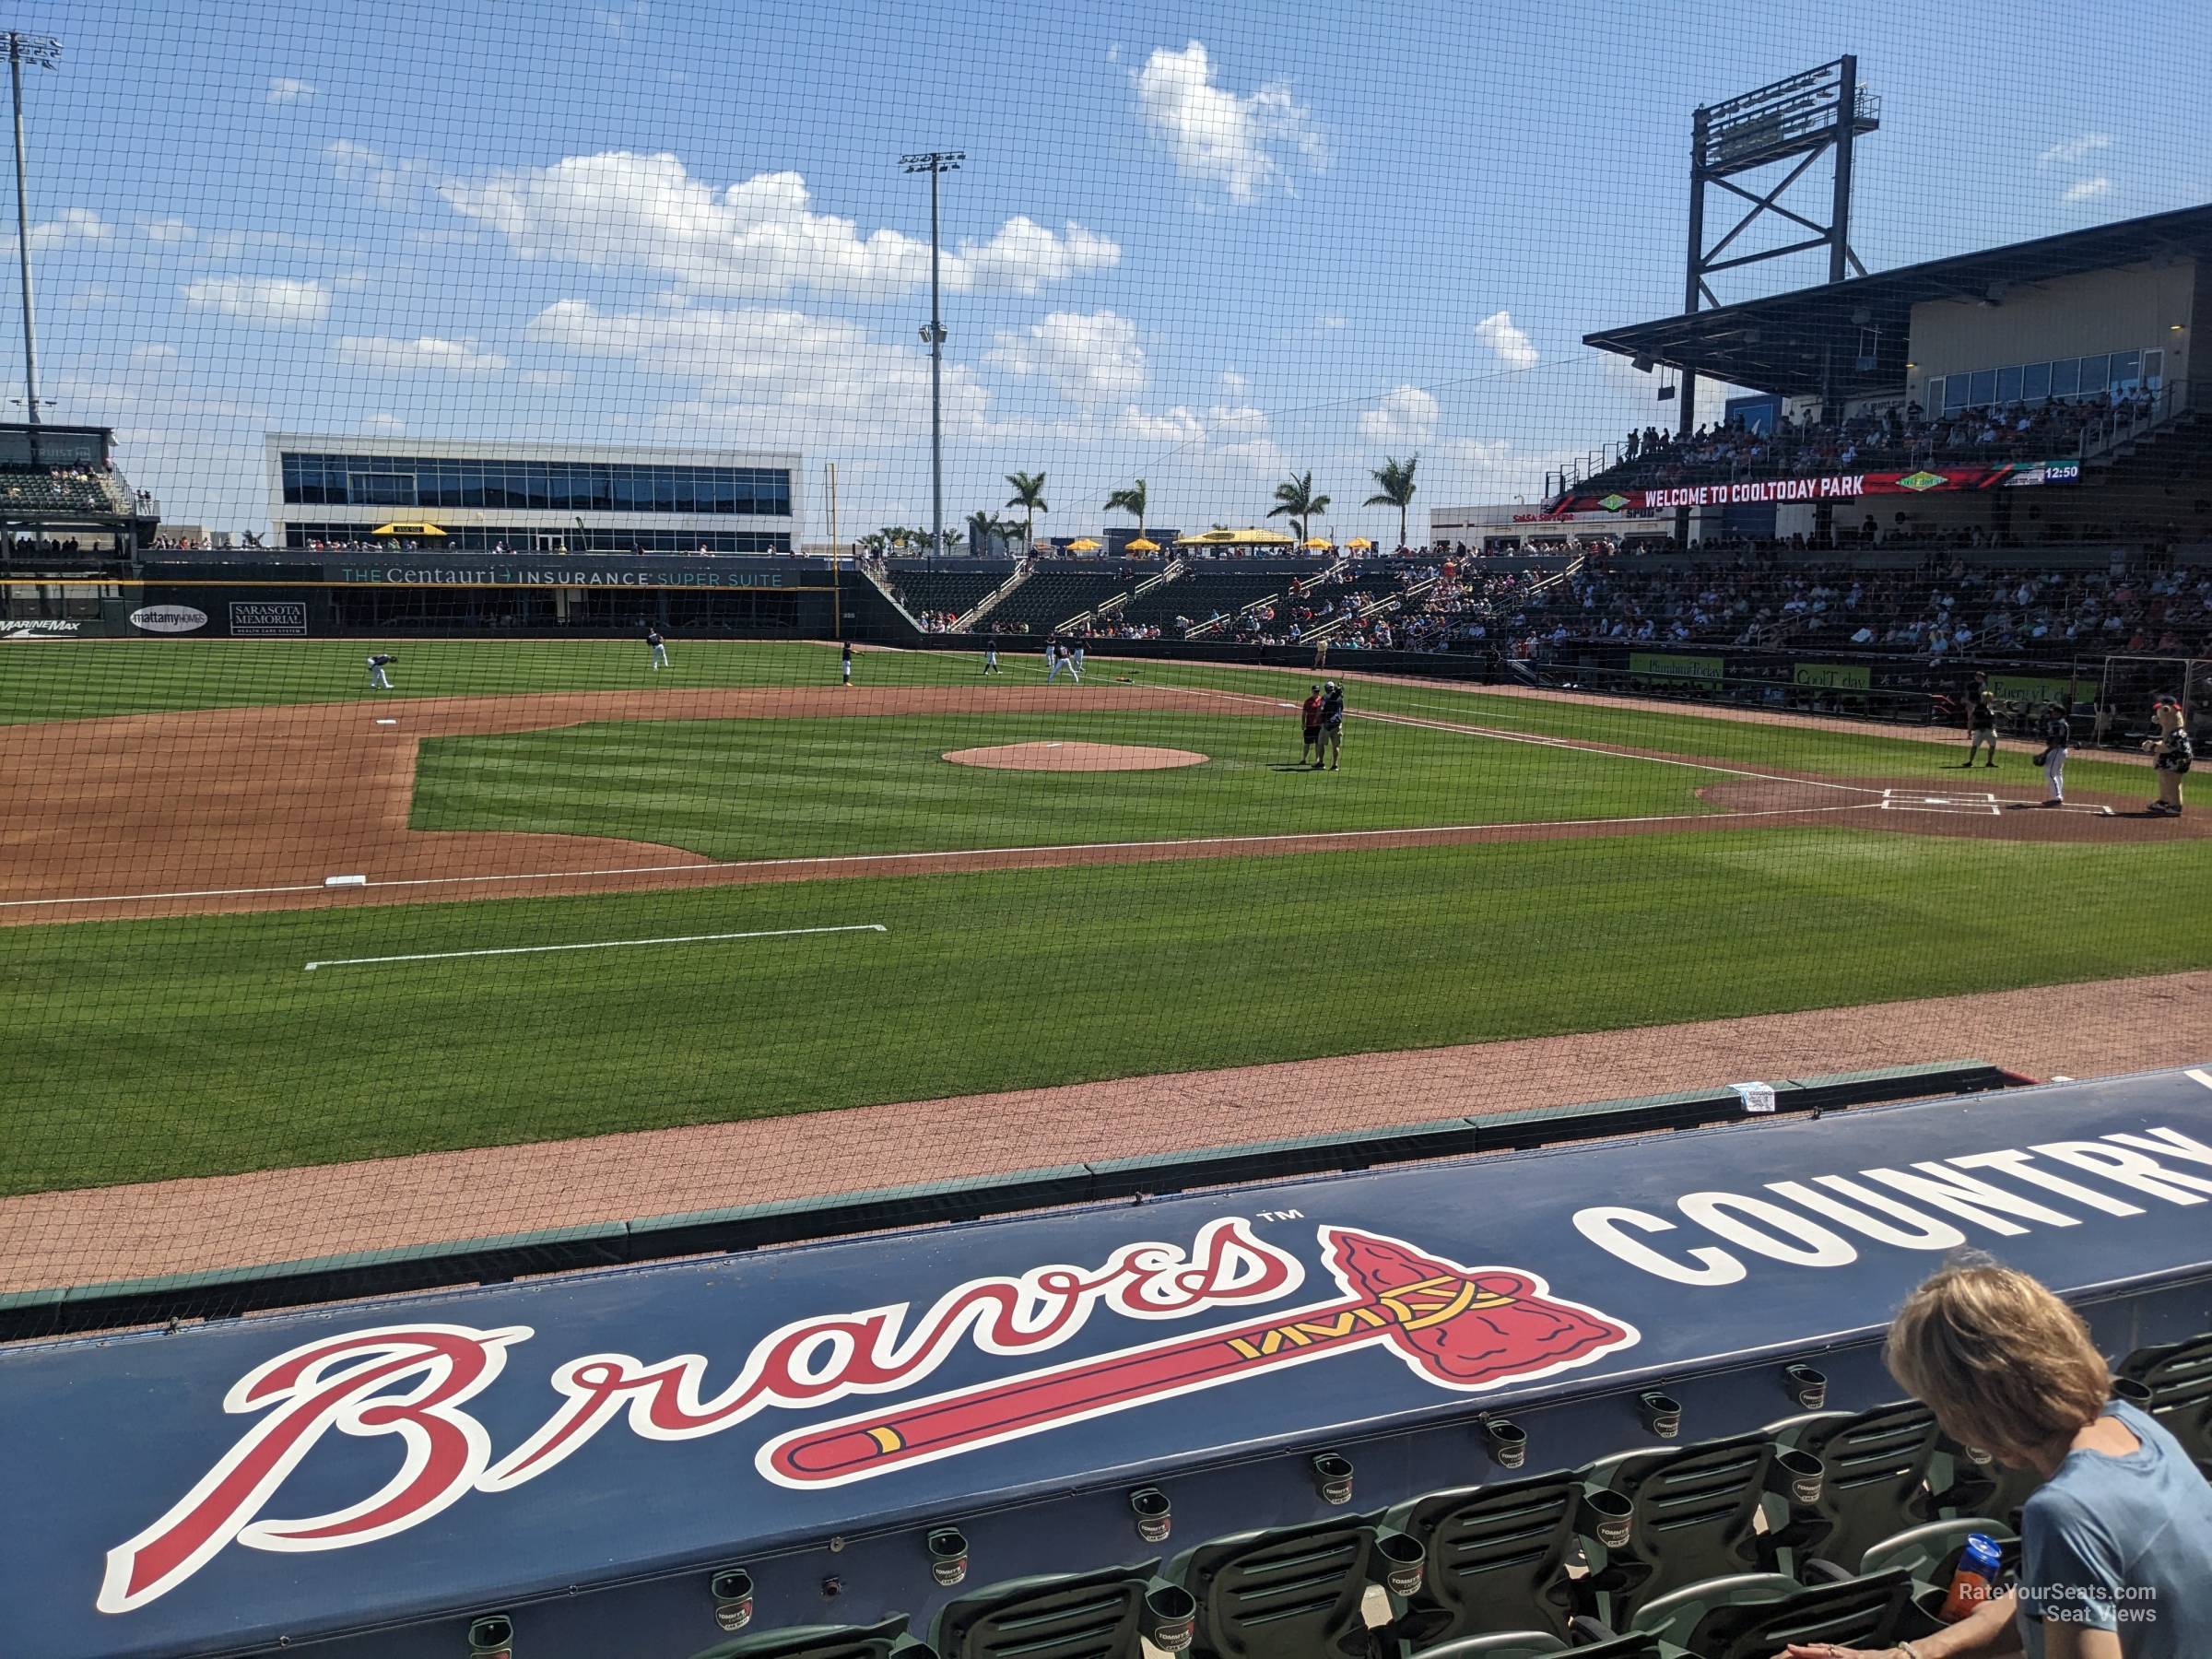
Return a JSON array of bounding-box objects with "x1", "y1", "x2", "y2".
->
[
  {"x1": 1551, "y1": 459, "x2": 2081, "y2": 515},
  {"x1": 4, "y1": 1071, "x2": 2208, "y2": 1657}
]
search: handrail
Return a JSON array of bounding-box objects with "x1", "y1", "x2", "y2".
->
[{"x1": 952, "y1": 558, "x2": 1030, "y2": 632}]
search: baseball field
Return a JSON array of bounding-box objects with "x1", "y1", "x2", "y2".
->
[{"x1": 5, "y1": 638, "x2": 2210, "y2": 1287}]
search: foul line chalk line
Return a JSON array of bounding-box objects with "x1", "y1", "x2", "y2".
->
[
  {"x1": 303, "y1": 923, "x2": 887, "y2": 972},
  {"x1": 21, "y1": 805, "x2": 1882, "y2": 914}
]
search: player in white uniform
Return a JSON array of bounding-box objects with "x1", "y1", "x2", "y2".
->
[
  {"x1": 1045, "y1": 641, "x2": 1068, "y2": 682},
  {"x1": 366, "y1": 653, "x2": 395, "y2": 690},
  {"x1": 647, "y1": 628, "x2": 669, "y2": 671},
  {"x1": 1070, "y1": 641, "x2": 1085, "y2": 680}
]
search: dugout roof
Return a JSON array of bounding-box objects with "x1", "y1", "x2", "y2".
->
[{"x1": 1583, "y1": 201, "x2": 2212, "y2": 402}]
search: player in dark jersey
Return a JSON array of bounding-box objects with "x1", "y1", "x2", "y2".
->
[
  {"x1": 365, "y1": 653, "x2": 396, "y2": 691},
  {"x1": 1319, "y1": 680, "x2": 1345, "y2": 771},
  {"x1": 647, "y1": 629, "x2": 669, "y2": 671},
  {"x1": 2036, "y1": 702, "x2": 2070, "y2": 805},
  {"x1": 841, "y1": 640, "x2": 853, "y2": 687},
  {"x1": 2144, "y1": 696, "x2": 2192, "y2": 816}
]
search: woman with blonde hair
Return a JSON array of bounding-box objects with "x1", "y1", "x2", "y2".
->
[{"x1": 1782, "y1": 1257, "x2": 2211, "y2": 1659}]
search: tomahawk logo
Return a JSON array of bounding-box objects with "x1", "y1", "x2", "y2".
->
[{"x1": 99, "y1": 1221, "x2": 1635, "y2": 1614}]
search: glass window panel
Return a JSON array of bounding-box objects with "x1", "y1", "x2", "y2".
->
[
  {"x1": 2143, "y1": 348, "x2": 2163, "y2": 391},
  {"x1": 1994, "y1": 366, "x2": 2022, "y2": 404},
  {"x1": 2022, "y1": 362, "x2": 2051, "y2": 402},
  {"x1": 2075, "y1": 355, "x2": 2106, "y2": 396},
  {"x1": 1968, "y1": 370, "x2": 1997, "y2": 406},
  {"x1": 2049, "y1": 358, "x2": 2080, "y2": 396},
  {"x1": 612, "y1": 469, "x2": 637, "y2": 510},
  {"x1": 525, "y1": 464, "x2": 549, "y2": 511},
  {"x1": 654, "y1": 469, "x2": 677, "y2": 511},
  {"x1": 712, "y1": 470, "x2": 737, "y2": 513},
  {"x1": 671, "y1": 469, "x2": 695, "y2": 512},
  {"x1": 2109, "y1": 348, "x2": 2140, "y2": 390},
  {"x1": 461, "y1": 465, "x2": 484, "y2": 509},
  {"x1": 1943, "y1": 376, "x2": 1970, "y2": 412}
]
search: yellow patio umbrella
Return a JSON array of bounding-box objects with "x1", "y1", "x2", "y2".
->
[
  {"x1": 1067, "y1": 537, "x2": 1102, "y2": 551},
  {"x1": 370, "y1": 523, "x2": 448, "y2": 537},
  {"x1": 1125, "y1": 536, "x2": 1161, "y2": 552},
  {"x1": 1300, "y1": 536, "x2": 1333, "y2": 550},
  {"x1": 1346, "y1": 537, "x2": 1374, "y2": 550}
]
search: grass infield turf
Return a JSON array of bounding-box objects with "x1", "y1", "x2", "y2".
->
[{"x1": 4, "y1": 641, "x2": 2206, "y2": 1196}]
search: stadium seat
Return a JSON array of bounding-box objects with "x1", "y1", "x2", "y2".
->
[
  {"x1": 1771, "y1": 1400, "x2": 1946, "y2": 1567},
  {"x1": 1382, "y1": 1471, "x2": 1590, "y2": 1647},
  {"x1": 1933, "y1": 1440, "x2": 2041, "y2": 1533},
  {"x1": 1409, "y1": 1631, "x2": 1678, "y2": 1659},
  {"x1": 689, "y1": 1612, "x2": 936, "y2": 1659},
  {"x1": 1581, "y1": 1431, "x2": 1823, "y2": 1623},
  {"x1": 1170, "y1": 1514, "x2": 1406, "y2": 1659},
  {"x1": 1628, "y1": 1566, "x2": 1935, "y2": 1659},
  {"x1": 1857, "y1": 1517, "x2": 2018, "y2": 1587},
  {"x1": 2119, "y1": 1330, "x2": 2212, "y2": 1474},
  {"x1": 932, "y1": 1560, "x2": 1190, "y2": 1659}
]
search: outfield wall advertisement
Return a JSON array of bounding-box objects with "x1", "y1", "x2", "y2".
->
[{"x1": 1551, "y1": 459, "x2": 2080, "y2": 515}]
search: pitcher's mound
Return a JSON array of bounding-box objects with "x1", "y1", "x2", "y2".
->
[{"x1": 944, "y1": 741, "x2": 1208, "y2": 772}]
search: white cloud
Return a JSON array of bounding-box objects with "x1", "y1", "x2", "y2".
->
[
  {"x1": 1218, "y1": 369, "x2": 1248, "y2": 394},
  {"x1": 986, "y1": 310, "x2": 1147, "y2": 403},
  {"x1": 8, "y1": 207, "x2": 112, "y2": 253},
  {"x1": 2038, "y1": 133, "x2": 2112, "y2": 168},
  {"x1": 129, "y1": 343, "x2": 180, "y2": 364},
  {"x1": 182, "y1": 276, "x2": 330, "y2": 325},
  {"x1": 528, "y1": 299, "x2": 990, "y2": 446},
  {"x1": 1475, "y1": 309, "x2": 1539, "y2": 370},
  {"x1": 1358, "y1": 383, "x2": 1439, "y2": 445},
  {"x1": 2063, "y1": 177, "x2": 2112, "y2": 203},
  {"x1": 1317, "y1": 313, "x2": 1347, "y2": 330},
  {"x1": 1441, "y1": 436, "x2": 1512, "y2": 469},
  {"x1": 1116, "y1": 405, "x2": 1206, "y2": 444},
  {"x1": 441, "y1": 153, "x2": 1117, "y2": 299},
  {"x1": 66, "y1": 283, "x2": 123, "y2": 310},
  {"x1": 141, "y1": 216, "x2": 194, "y2": 244},
  {"x1": 595, "y1": 0, "x2": 649, "y2": 36},
  {"x1": 1133, "y1": 41, "x2": 1326, "y2": 202},
  {"x1": 363, "y1": 412, "x2": 406, "y2": 432},
  {"x1": 521, "y1": 368, "x2": 573, "y2": 387},
  {"x1": 1207, "y1": 402, "x2": 1269, "y2": 436},
  {"x1": 267, "y1": 77, "x2": 318, "y2": 104},
  {"x1": 325, "y1": 139, "x2": 425, "y2": 206},
  {"x1": 335, "y1": 335, "x2": 511, "y2": 374}
]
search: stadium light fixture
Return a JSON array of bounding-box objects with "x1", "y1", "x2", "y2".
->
[
  {"x1": 6, "y1": 29, "x2": 60, "y2": 458},
  {"x1": 900, "y1": 151, "x2": 964, "y2": 566}
]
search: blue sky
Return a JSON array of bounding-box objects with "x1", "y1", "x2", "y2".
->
[{"x1": 19, "y1": 0, "x2": 2212, "y2": 539}]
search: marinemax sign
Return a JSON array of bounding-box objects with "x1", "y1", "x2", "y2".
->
[
  {"x1": 1553, "y1": 459, "x2": 2080, "y2": 514},
  {"x1": 332, "y1": 562, "x2": 793, "y2": 588}
]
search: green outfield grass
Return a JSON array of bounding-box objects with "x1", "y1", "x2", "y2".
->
[
  {"x1": 410, "y1": 709, "x2": 1714, "y2": 859},
  {"x1": 8, "y1": 830, "x2": 2210, "y2": 1197}
]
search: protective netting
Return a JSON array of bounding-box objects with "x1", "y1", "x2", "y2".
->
[{"x1": 2, "y1": 0, "x2": 2209, "y2": 1326}]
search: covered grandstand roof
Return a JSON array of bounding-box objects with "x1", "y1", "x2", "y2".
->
[{"x1": 1583, "y1": 201, "x2": 2212, "y2": 402}]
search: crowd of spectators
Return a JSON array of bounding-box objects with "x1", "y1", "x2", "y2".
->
[{"x1": 1590, "y1": 387, "x2": 2163, "y2": 493}]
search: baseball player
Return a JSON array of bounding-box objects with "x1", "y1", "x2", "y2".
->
[
  {"x1": 2034, "y1": 701, "x2": 2070, "y2": 806},
  {"x1": 1071, "y1": 640, "x2": 1086, "y2": 680},
  {"x1": 1045, "y1": 640, "x2": 1069, "y2": 683},
  {"x1": 1963, "y1": 694, "x2": 1998, "y2": 768},
  {"x1": 365, "y1": 652, "x2": 396, "y2": 691},
  {"x1": 647, "y1": 628, "x2": 669, "y2": 671},
  {"x1": 1320, "y1": 680, "x2": 1346, "y2": 771},
  {"x1": 982, "y1": 636, "x2": 1001, "y2": 675},
  {"x1": 2144, "y1": 696, "x2": 2192, "y2": 816},
  {"x1": 841, "y1": 640, "x2": 853, "y2": 687}
]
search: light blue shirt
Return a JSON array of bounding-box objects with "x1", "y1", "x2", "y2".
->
[{"x1": 2018, "y1": 1400, "x2": 2212, "y2": 1658}]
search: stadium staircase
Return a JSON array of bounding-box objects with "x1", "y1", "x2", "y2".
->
[
  {"x1": 1302, "y1": 571, "x2": 1441, "y2": 643},
  {"x1": 1182, "y1": 560, "x2": 1340, "y2": 640},
  {"x1": 695, "y1": 1325, "x2": 2212, "y2": 1657},
  {"x1": 1059, "y1": 557, "x2": 1187, "y2": 631},
  {"x1": 855, "y1": 560, "x2": 930, "y2": 636},
  {"x1": 952, "y1": 559, "x2": 1032, "y2": 632}
]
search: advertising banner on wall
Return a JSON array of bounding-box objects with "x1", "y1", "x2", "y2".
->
[{"x1": 1550, "y1": 459, "x2": 2079, "y2": 515}]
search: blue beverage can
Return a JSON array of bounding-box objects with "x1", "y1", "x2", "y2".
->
[{"x1": 1961, "y1": 1532, "x2": 2004, "y2": 1579}]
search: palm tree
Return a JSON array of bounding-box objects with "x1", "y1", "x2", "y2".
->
[
  {"x1": 966, "y1": 508, "x2": 999, "y2": 553},
  {"x1": 1004, "y1": 471, "x2": 1048, "y2": 551},
  {"x1": 1268, "y1": 471, "x2": 1331, "y2": 545},
  {"x1": 1104, "y1": 477, "x2": 1148, "y2": 537},
  {"x1": 1364, "y1": 454, "x2": 1419, "y2": 551}
]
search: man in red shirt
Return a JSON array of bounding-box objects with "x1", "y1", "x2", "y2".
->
[{"x1": 1300, "y1": 684, "x2": 1325, "y2": 768}]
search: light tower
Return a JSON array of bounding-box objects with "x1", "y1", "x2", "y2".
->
[
  {"x1": 901, "y1": 150, "x2": 963, "y2": 565},
  {"x1": 6, "y1": 29, "x2": 61, "y2": 461}
]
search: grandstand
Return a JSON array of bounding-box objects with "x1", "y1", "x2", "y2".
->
[
  {"x1": 1112, "y1": 560, "x2": 1325, "y2": 634},
  {"x1": 983, "y1": 559, "x2": 1154, "y2": 633},
  {"x1": 877, "y1": 560, "x2": 1018, "y2": 630},
  {"x1": 0, "y1": 423, "x2": 154, "y2": 570}
]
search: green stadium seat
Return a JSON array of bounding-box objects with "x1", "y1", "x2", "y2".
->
[
  {"x1": 1581, "y1": 1431, "x2": 1824, "y2": 1624},
  {"x1": 1628, "y1": 1566, "x2": 1935, "y2": 1659},
  {"x1": 1410, "y1": 1630, "x2": 1680, "y2": 1658},
  {"x1": 1382, "y1": 1471, "x2": 1590, "y2": 1647},
  {"x1": 1170, "y1": 1514, "x2": 1405, "y2": 1659},
  {"x1": 1771, "y1": 1401, "x2": 1946, "y2": 1567},
  {"x1": 2120, "y1": 1330, "x2": 2212, "y2": 1475},
  {"x1": 689, "y1": 1612, "x2": 936, "y2": 1659},
  {"x1": 1932, "y1": 1438, "x2": 2041, "y2": 1533},
  {"x1": 1856, "y1": 1517, "x2": 2018, "y2": 1587},
  {"x1": 932, "y1": 1560, "x2": 1190, "y2": 1659}
]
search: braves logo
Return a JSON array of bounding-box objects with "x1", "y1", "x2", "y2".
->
[{"x1": 100, "y1": 1220, "x2": 1635, "y2": 1616}]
